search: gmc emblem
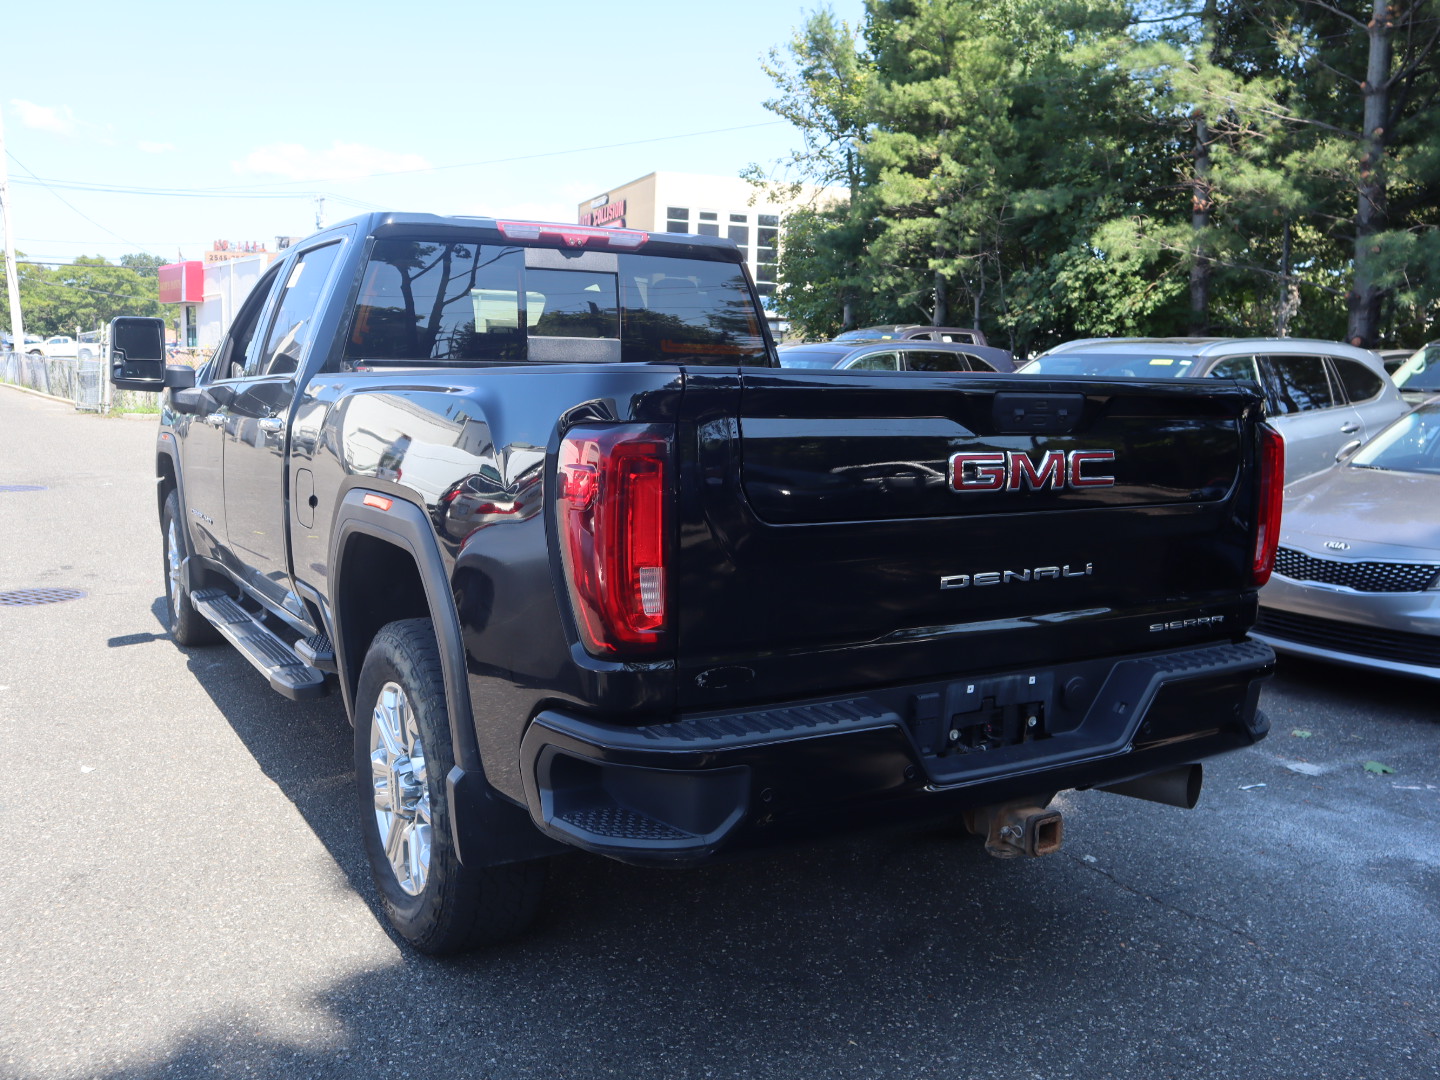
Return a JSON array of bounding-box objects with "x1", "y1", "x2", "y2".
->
[{"x1": 949, "y1": 449, "x2": 1116, "y2": 492}]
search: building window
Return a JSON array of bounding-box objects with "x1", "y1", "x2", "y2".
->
[
  {"x1": 730, "y1": 213, "x2": 747, "y2": 223},
  {"x1": 697, "y1": 210, "x2": 720, "y2": 238},
  {"x1": 758, "y1": 214, "x2": 779, "y2": 228},
  {"x1": 666, "y1": 207, "x2": 690, "y2": 234}
]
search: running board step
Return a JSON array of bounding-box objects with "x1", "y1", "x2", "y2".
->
[
  {"x1": 190, "y1": 589, "x2": 328, "y2": 700},
  {"x1": 295, "y1": 632, "x2": 336, "y2": 672}
]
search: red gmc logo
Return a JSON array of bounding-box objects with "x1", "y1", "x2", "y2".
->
[{"x1": 949, "y1": 449, "x2": 1116, "y2": 492}]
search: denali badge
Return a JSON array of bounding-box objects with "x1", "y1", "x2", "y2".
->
[
  {"x1": 941, "y1": 563, "x2": 1094, "y2": 589},
  {"x1": 949, "y1": 449, "x2": 1116, "y2": 492}
]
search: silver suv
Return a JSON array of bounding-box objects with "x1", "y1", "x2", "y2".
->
[{"x1": 1023, "y1": 338, "x2": 1408, "y2": 481}]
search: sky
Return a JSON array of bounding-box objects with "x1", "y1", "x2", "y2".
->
[{"x1": 3, "y1": 0, "x2": 867, "y2": 267}]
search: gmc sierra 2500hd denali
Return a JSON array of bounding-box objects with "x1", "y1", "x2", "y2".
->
[{"x1": 110, "y1": 213, "x2": 1282, "y2": 954}]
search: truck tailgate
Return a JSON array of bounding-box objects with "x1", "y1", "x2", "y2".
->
[{"x1": 674, "y1": 370, "x2": 1265, "y2": 709}]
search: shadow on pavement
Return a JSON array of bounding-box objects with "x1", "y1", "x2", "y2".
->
[{"x1": 88, "y1": 610, "x2": 1440, "y2": 1080}]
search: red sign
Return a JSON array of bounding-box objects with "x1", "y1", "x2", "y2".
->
[
  {"x1": 580, "y1": 199, "x2": 627, "y2": 227},
  {"x1": 158, "y1": 261, "x2": 203, "y2": 304}
]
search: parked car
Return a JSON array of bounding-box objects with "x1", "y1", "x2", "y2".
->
[
  {"x1": 1389, "y1": 341, "x2": 1440, "y2": 407},
  {"x1": 2, "y1": 333, "x2": 45, "y2": 355},
  {"x1": 831, "y1": 324, "x2": 989, "y2": 346},
  {"x1": 1378, "y1": 348, "x2": 1413, "y2": 374},
  {"x1": 38, "y1": 334, "x2": 104, "y2": 361},
  {"x1": 1252, "y1": 400, "x2": 1440, "y2": 682},
  {"x1": 778, "y1": 339, "x2": 1016, "y2": 373},
  {"x1": 1021, "y1": 337, "x2": 1407, "y2": 480}
]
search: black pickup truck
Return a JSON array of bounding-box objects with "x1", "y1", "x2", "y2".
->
[{"x1": 110, "y1": 213, "x2": 1282, "y2": 954}]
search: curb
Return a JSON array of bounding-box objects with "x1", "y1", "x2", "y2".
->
[
  {"x1": 0, "y1": 381, "x2": 74, "y2": 407},
  {"x1": 1, "y1": 379, "x2": 154, "y2": 418}
]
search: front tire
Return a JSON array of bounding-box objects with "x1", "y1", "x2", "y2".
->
[
  {"x1": 355, "y1": 619, "x2": 545, "y2": 954},
  {"x1": 161, "y1": 490, "x2": 221, "y2": 646}
]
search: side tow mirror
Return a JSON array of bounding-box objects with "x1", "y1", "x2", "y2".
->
[
  {"x1": 1335, "y1": 439, "x2": 1363, "y2": 463},
  {"x1": 108, "y1": 316, "x2": 168, "y2": 391}
]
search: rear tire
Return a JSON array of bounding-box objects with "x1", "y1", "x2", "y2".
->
[
  {"x1": 161, "y1": 490, "x2": 221, "y2": 646},
  {"x1": 354, "y1": 618, "x2": 546, "y2": 954}
]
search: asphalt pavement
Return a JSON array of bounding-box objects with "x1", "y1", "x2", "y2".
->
[{"x1": 0, "y1": 386, "x2": 1436, "y2": 1079}]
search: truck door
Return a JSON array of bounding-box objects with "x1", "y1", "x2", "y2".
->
[
  {"x1": 176, "y1": 263, "x2": 285, "y2": 567},
  {"x1": 221, "y1": 240, "x2": 346, "y2": 615}
]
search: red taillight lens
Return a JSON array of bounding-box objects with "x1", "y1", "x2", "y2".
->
[
  {"x1": 1252, "y1": 424, "x2": 1284, "y2": 586},
  {"x1": 558, "y1": 425, "x2": 672, "y2": 655}
]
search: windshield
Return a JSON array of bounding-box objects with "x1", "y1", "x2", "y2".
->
[
  {"x1": 831, "y1": 327, "x2": 899, "y2": 343},
  {"x1": 1022, "y1": 351, "x2": 1201, "y2": 377},
  {"x1": 777, "y1": 347, "x2": 849, "y2": 369},
  {"x1": 1392, "y1": 343, "x2": 1440, "y2": 393},
  {"x1": 1350, "y1": 404, "x2": 1440, "y2": 474}
]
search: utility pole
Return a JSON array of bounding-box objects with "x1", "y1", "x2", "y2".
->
[
  {"x1": 0, "y1": 103, "x2": 25, "y2": 356},
  {"x1": 314, "y1": 195, "x2": 326, "y2": 231}
]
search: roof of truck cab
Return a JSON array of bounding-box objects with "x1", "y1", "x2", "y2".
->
[{"x1": 316, "y1": 212, "x2": 744, "y2": 259}]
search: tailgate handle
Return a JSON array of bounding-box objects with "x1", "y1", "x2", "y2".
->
[{"x1": 991, "y1": 392, "x2": 1085, "y2": 435}]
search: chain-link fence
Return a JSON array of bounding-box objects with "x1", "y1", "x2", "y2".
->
[{"x1": 1, "y1": 349, "x2": 174, "y2": 413}]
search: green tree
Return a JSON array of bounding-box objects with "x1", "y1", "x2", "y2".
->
[
  {"x1": 1, "y1": 255, "x2": 164, "y2": 338},
  {"x1": 747, "y1": 5, "x2": 874, "y2": 333}
]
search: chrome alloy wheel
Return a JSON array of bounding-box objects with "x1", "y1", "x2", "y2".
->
[
  {"x1": 369, "y1": 681, "x2": 432, "y2": 896},
  {"x1": 166, "y1": 514, "x2": 183, "y2": 619}
]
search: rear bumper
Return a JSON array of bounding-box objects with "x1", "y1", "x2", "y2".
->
[
  {"x1": 518, "y1": 639, "x2": 1275, "y2": 865},
  {"x1": 1254, "y1": 576, "x2": 1440, "y2": 681}
]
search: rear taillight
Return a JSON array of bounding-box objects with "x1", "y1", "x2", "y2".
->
[
  {"x1": 557, "y1": 425, "x2": 672, "y2": 655},
  {"x1": 1252, "y1": 424, "x2": 1284, "y2": 586}
]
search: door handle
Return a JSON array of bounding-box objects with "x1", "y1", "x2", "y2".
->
[
  {"x1": 1339, "y1": 423, "x2": 1360, "y2": 434},
  {"x1": 258, "y1": 417, "x2": 284, "y2": 434}
]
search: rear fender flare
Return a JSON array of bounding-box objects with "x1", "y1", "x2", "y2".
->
[{"x1": 330, "y1": 488, "x2": 558, "y2": 865}]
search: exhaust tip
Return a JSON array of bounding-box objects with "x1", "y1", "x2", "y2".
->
[{"x1": 1100, "y1": 764, "x2": 1203, "y2": 810}]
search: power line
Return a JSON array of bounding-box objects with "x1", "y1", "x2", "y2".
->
[{"x1": 7, "y1": 151, "x2": 148, "y2": 249}]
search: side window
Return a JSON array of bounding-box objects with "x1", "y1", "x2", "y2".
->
[
  {"x1": 1331, "y1": 357, "x2": 1384, "y2": 403},
  {"x1": 847, "y1": 352, "x2": 900, "y2": 371},
  {"x1": 1209, "y1": 356, "x2": 1260, "y2": 383},
  {"x1": 214, "y1": 265, "x2": 285, "y2": 381},
  {"x1": 253, "y1": 242, "x2": 344, "y2": 377},
  {"x1": 1263, "y1": 355, "x2": 1335, "y2": 414},
  {"x1": 905, "y1": 350, "x2": 966, "y2": 372}
]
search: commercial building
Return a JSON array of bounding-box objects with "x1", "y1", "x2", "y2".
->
[
  {"x1": 576, "y1": 172, "x2": 845, "y2": 332},
  {"x1": 159, "y1": 241, "x2": 282, "y2": 352}
]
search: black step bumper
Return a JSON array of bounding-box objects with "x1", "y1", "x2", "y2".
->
[{"x1": 518, "y1": 639, "x2": 1275, "y2": 865}]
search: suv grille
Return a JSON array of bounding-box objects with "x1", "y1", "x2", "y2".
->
[
  {"x1": 1254, "y1": 608, "x2": 1440, "y2": 667},
  {"x1": 1273, "y1": 547, "x2": 1440, "y2": 592}
]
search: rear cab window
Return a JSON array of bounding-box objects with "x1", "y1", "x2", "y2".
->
[{"x1": 344, "y1": 234, "x2": 770, "y2": 367}]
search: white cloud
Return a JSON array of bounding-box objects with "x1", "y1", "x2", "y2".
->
[
  {"x1": 233, "y1": 141, "x2": 431, "y2": 181},
  {"x1": 138, "y1": 140, "x2": 175, "y2": 154},
  {"x1": 10, "y1": 99, "x2": 78, "y2": 136}
]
